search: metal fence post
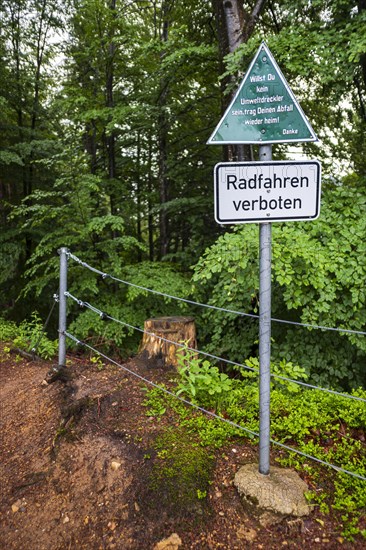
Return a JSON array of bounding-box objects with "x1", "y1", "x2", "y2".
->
[
  {"x1": 58, "y1": 247, "x2": 68, "y2": 368},
  {"x1": 258, "y1": 145, "x2": 272, "y2": 475}
]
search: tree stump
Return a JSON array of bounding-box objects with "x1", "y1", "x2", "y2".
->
[{"x1": 139, "y1": 316, "x2": 196, "y2": 368}]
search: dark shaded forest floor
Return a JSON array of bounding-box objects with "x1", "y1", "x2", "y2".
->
[{"x1": 0, "y1": 343, "x2": 364, "y2": 549}]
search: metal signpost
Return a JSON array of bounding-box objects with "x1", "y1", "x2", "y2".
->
[
  {"x1": 208, "y1": 42, "x2": 320, "y2": 476},
  {"x1": 258, "y1": 145, "x2": 272, "y2": 475},
  {"x1": 58, "y1": 247, "x2": 68, "y2": 369}
]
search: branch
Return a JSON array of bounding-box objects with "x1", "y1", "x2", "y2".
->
[
  {"x1": 10, "y1": 347, "x2": 42, "y2": 362},
  {"x1": 243, "y1": 0, "x2": 267, "y2": 42}
]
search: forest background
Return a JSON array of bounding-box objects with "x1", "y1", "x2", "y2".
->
[{"x1": 1, "y1": 0, "x2": 365, "y2": 391}]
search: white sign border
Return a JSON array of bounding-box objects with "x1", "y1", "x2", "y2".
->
[{"x1": 214, "y1": 160, "x2": 322, "y2": 224}]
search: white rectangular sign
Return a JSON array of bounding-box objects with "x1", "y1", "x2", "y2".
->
[{"x1": 214, "y1": 160, "x2": 321, "y2": 224}]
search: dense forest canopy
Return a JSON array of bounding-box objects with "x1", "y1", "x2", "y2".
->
[{"x1": 0, "y1": 0, "x2": 365, "y2": 389}]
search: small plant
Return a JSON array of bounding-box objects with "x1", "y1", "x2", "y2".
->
[
  {"x1": 156, "y1": 449, "x2": 169, "y2": 460},
  {"x1": 0, "y1": 313, "x2": 57, "y2": 360},
  {"x1": 176, "y1": 346, "x2": 234, "y2": 412},
  {"x1": 142, "y1": 385, "x2": 167, "y2": 417},
  {"x1": 90, "y1": 354, "x2": 104, "y2": 370},
  {"x1": 235, "y1": 356, "x2": 308, "y2": 393},
  {"x1": 0, "y1": 318, "x2": 18, "y2": 342}
]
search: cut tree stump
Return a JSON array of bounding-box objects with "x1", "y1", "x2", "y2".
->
[{"x1": 139, "y1": 316, "x2": 196, "y2": 368}]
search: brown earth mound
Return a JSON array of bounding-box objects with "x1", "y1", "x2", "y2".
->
[{"x1": 0, "y1": 344, "x2": 362, "y2": 549}]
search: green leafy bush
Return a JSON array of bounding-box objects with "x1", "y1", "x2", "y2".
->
[
  {"x1": 235, "y1": 356, "x2": 308, "y2": 393},
  {"x1": 0, "y1": 312, "x2": 58, "y2": 360},
  {"x1": 144, "y1": 367, "x2": 366, "y2": 540},
  {"x1": 0, "y1": 317, "x2": 18, "y2": 342},
  {"x1": 192, "y1": 176, "x2": 366, "y2": 390},
  {"x1": 68, "y1": 261, "x2": 193, "y2": 356},
  {"x1": 176, "y1": 346, "x2": 234, "y2": 411}
]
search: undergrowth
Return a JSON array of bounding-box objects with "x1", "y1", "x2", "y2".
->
[
  {"x1": 143, "y1": 350, "x2": 366, "y2": 541},
  {"x1": 0, "y1": 313, "x2": 58, "y2": 360}
]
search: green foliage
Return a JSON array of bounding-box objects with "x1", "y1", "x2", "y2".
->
[
  {"x1": 271, "y1": 391, "x2": 366, "y2": 540},
  {"x1": 143, "y1": 384, "x2": 190, "y2": 420},
  {"x1": 226, "y1": 384, "x2": 366, "y2": 539},
  {"x1": 143, "y1": 385, "x2": 167, "y2": 418},
  {"x1": 15, "y1": 313, "x2": 58, "y2": 360},
  {"x1": 176, "y1": 346, "x2": 234, "y2": 412},
  {"x1": 193, "y1": 176, "x2": 366, "y2": 390},
  {"x1": 235, "y1": 356, "x2": 308, "y2": 394},
  {"x1": 1, "y1": 0, "x2": 220, "y2": 324},
  {"x1": 0, "y1": 312, "x2": 57, "y2": 360},
  {"x1": 192, "y1": 225, "x2": 259, "y2": 362},
  {"x1": 67, "y1": 260, "x2": 193, "y2": 356},
  {"x1": 181, "y1": 413, "x2": 244, "y2": 448},
  {"x1": 144, "y1": 374, "x2": 366, "y2": 539},
  {"x1": 0, "y1": 318, "x2": 19, "y2": 342}
]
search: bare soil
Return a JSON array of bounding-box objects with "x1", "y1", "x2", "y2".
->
[{"x1": 0, "y1": 344, "x2": 363, "y2": 549}]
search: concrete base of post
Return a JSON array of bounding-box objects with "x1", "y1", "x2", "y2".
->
[{"x1": 234, "y1": 463, "x2": 310, "y2": 525}]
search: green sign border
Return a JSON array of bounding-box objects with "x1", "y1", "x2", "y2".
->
[{"x1": 208, "y1": 42, "x2": 318, "y2": 145}]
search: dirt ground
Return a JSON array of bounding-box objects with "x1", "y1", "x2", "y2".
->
[{"x1": 0, "y1": 343, "x2": 364, "y2": 549}]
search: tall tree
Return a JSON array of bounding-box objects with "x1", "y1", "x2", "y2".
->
[
  {"x1": 157, "y1": 0, "x2": 172, "y2": 258},
  {"x1": 212, "y1": 0, "x2": 267, "y2": 161},
  {"x1": 0, "y1": 0, "x2": 66, "y2": 315}
]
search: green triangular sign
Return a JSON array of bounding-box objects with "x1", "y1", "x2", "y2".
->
[{"x1": 208, "y1": 42, "x2": 317, "y2": 145}]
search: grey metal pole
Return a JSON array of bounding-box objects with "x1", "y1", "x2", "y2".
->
[
  {"x1": 258, "y1": 145, "x2": 272, "y2": 475},
  {"x1": 58, "y1": 247, "x2": 68, "y2": 369}
]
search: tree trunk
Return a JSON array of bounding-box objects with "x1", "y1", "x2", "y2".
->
[
  {"x1": 157, "y1": 0, "x2": 172, "y2": 259},
  {"x1": 106, "y1": 0, "x2": 117, "y2": 216},
  {"x1": 136, "y1": 131, "x2": 142, "y2": 261},
  {"x1": 139, "y1": 316, "x2": 197, "y2": 368},
  {"x1": 357, "y1": 0, "x2": 366, "y2": 120},
  {"x1": 213, "y1": 0, "x2": 267, "y2": 161},
  {"x1": 147, "y1": 138, "x2": 155, "y2": 261}
]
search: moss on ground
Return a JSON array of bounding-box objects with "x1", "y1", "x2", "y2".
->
[{"x1": 148, "y1": 426, "x2": 214, "y2": 516}]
